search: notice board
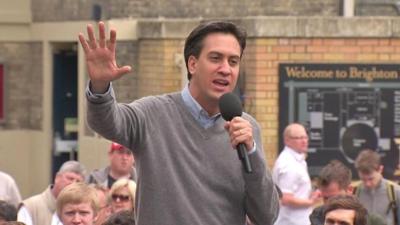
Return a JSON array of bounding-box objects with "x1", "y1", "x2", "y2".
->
[{"x1": 279, "y1": 63, "x2": 400, "y2": 178}]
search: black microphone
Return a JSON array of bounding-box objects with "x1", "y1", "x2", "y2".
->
[{"x1": 219, "y1": 92, "x2": 252, "y2": 173}]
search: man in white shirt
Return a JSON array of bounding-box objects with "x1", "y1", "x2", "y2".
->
[
  {"x1": 273, "y1": 123, "x2": 320, "y2": 225},
  {"x1": 17, "y1": 160, "x2": 86, "y2": 225},
  {"x1": 0, "y1": 170, "x2": 22, "y2": 207}
]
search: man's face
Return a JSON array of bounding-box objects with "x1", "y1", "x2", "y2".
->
[
  {"x1": 285, "y1": 125, "x2": 309, "y2": 153},
  {"x1": 187, "y1": 33, "x2": 241, "y2": 111},
  {"x1": 54, "y1": 172, "x2": 84, "y2": 196},
  {"x1": 60, "y1": 202, "x2": 96, "y2": 225},
  {"x1": 324, "y1": 209, "x2": 355, "y2": 225},
  {"x1": 109, "y1": 148, "x2": 134, "y2": 175},
  {"x1": 320, "y1": 182, "x2": 348, "y2": 203},
  {"x1": 358, "y1": 169, "x2": 382, "y2": 189}
]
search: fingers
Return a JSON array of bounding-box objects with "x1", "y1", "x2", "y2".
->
[
  {"x1": 99, "y1": 21, "x2": 106, "y2": 48},
  {"x1": 226, "y1": 117, "x2": 253, "y2": 149},
  {"x1": 78, "y1": 33, "x2": 90, "y2": 53},
  {"x1": 87, "y1": 24, "x2": 98, "y2": 49},
  {"x1": 231, "y1": 127, "x2": 251, "y2": 147},
  {"x1": 80, "y1": 21, "x2": 115, "y2": 52},
  {"x1": 108, "y1": 29, "x2": 117, "y2": 52}
]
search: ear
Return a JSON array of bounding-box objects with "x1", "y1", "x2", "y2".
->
[
  {"x1": 93, "y1": 213, "x2": 99, "y2": 224},
  {"x1": 346, "y1": 185, "x2": 354, "y2": 194},
  {"x1": 378, "y1": 165, "x2": 384, "y2": 174},
  {"x1": 54, "y1": 173, "x2": 61, "y2": 182},
  {"x1": 187, "y1": 55, "x2": 197, "y2": 77}
]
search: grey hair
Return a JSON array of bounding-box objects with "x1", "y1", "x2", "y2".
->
[{"x1": 58, "y1": 160, "x2": 87, "y2": 178}]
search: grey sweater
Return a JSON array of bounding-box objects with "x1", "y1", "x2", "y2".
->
[
  {"x1": 86, "y1": 86, "x2": 279, "y2": 225},
  {"x1": 356, "y1": 178, "x2": 400, "y2": 225}
]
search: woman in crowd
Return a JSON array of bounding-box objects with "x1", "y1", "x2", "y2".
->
[{"x1": 109, "y1": 178, "x2": 136, "y2": 213}]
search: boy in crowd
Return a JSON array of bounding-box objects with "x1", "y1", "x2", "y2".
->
[{"x1": 56, "y1": 182, "x2": 99, "y2": 225}]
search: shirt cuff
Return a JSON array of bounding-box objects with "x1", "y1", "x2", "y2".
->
[
  {"x1": 248, "y1": 140, "x2": 257, "y2": 155},
  {"x1": 87, "y1": 81, "x2": 112, "y2": 99}
]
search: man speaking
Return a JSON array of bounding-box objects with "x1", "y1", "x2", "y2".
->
[{"x1": 79, "y1": 20, "x2": 279, "y2": 225}]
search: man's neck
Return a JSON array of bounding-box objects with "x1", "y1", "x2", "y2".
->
[
  {"x1": 188, "y1": 84, "x2": 219, "y2": 116},
  {"x1": 109, "y1": 170, "x2": 130, "y2": 180}
]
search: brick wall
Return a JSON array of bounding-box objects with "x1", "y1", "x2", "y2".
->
[
  {"x1": 244, "y1": 37, "x2": 400, "y2": 166},
  {"x1": 31, "y1": 0, "x2": 340, "y2": 22},
  {"x1": 112, "y1": 41, "x2": 140, "y2": 102},
  {"x1": 0, "y1": 42, "x2": 42, "y2": 130},
  {"x1": 108, "y1": 35, "x2": 400, "y2": 166},
  {"x1": 136, "y1": 39, "x2": 183, "y2": 97}
]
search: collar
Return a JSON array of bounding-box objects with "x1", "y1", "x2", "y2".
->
[
  {"x1": 372, "y1": 177, "x2": 385, "y2": 191},
  {"x1": 284, "y1": 146, "x2": 306, "y2": 162},
  {"x1": 181, "y1": 85, "x2": 220, "y2": 128}
]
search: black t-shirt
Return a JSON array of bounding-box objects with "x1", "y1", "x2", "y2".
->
[{"x1": 107, "y1": 174, "x2": 133, "y2": 189}]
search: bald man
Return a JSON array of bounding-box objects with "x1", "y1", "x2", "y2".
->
[{"x1": 272, "y1": 123, "x2": 320, "y2": 225}]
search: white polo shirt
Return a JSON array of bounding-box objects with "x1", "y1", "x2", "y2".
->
[{"x1": 272, "y1": 146, "x2": 312, "y2": 225}]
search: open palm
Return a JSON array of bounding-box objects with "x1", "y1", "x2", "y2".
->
[{"x1": 78, "y1": 21, "x2": 131, "y2": 93}]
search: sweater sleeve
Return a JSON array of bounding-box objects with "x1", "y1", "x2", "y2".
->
[
  {"x1": 243, "y1": 116, "x2": 280, "y2": 225},
  {"x1": 86, "y1": 82, "x2": 145, "y2": 154}
]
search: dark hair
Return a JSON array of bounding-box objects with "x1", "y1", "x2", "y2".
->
[
  {"x1": 0, "y1": 200, "x2": 17, "y2": 221},
  {"x1": 183, "y1": 21, "x2": 247, "y2": 80},
  {"x1": 102, "y1": 210, "x2": 135, "y2": 225},
  {"x1": 318, "y1": 160, "x2": 352, "y2": 190},
  {"x1": 354, "y1": 149, "x2": 381, "y2": 174},
  {"x1": 324, "y1": 195, "x2": 368, "y2": 225}
]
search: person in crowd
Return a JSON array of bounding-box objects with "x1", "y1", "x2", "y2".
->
[
  {"x1": 0, "y1": 200, "x2": 17, "y2": 223},
  {"x1": 310, "y1": 160, "x2": 386, "y2": 225},
  {"x1": 87, "y1": 142, "x2": 136, "y2": 189},
  {"x1": 109, "y1": 178, "x2": 136, "y2": 214},
  {"x1": 354, "y1": 149, "x2": 400, "y2": 225},
  {"x1": 56, "y1": 182, "x2": 99, "y2": 225},
  {"x1": 92, "y1": 185, "x2": 110, "y2": 225},
  {"x1": 323, "y1": 195, "x2": 368, "y2": 225},
  {"x1": 0, "y1": 170, "x2": 22, "y2": 207},
  {"x1": 79, "y1": 20, "x2": 279, "y2": 225},
  {"x1": 102, "y1": 210, "x2": 135, "y2": 225},
  {"x1": 17, "y1": 161, "x2": 86, "y2": 225},
  {"x1": 1, "y1": 222, "x2": 26, "y2": 225},
  {"x1": 273, "y1": 123, "x2": 320, "y2": 225}
]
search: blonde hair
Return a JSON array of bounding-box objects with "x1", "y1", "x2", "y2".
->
[
  {"x1": 109, "y1": 178, "x2": 136, "y2": 207},
  {"x1": 56, "y1": 182, "x2": 99, "y2": 217},
  {"x1": 2, "y1": 222, "x2": 26, "y2": 225}
]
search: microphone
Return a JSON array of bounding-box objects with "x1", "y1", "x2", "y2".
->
[{"x1": 219, "y1": 92, "x2": 252, "y2": 173}]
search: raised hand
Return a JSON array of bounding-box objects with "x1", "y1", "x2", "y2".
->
[{"x1": 78, "y1": 21, "x2": 132, "y2": 93}]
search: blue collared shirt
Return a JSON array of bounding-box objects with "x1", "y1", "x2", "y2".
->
[
  {"x1": 181, "y1": 85, "x2": 256, "y2": 154},
  {"x1": 181, "y1": 86, "x2": 221, "y2": 129}
]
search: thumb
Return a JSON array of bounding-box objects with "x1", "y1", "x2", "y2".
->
[{"x1": 115, "y1": 65, "x2": 132, "y2": 78}]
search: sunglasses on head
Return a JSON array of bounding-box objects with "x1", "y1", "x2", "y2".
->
[{"x1": 111, "y1": 194, "x2": 131, "y2": 202}]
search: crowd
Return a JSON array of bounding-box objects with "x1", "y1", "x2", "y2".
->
[
  {"x1": 0, "y1": 142, "x2": 137, "y2": 225},
  {"x1": 1, "y1": 19, "x2": 400, "y2": 225},
  {"x1": 2, "y1": 123, "x2": 399, "y2": 225},
  {"x1": 273, "y1": 123, "x2": 400, "y2": 225}
]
